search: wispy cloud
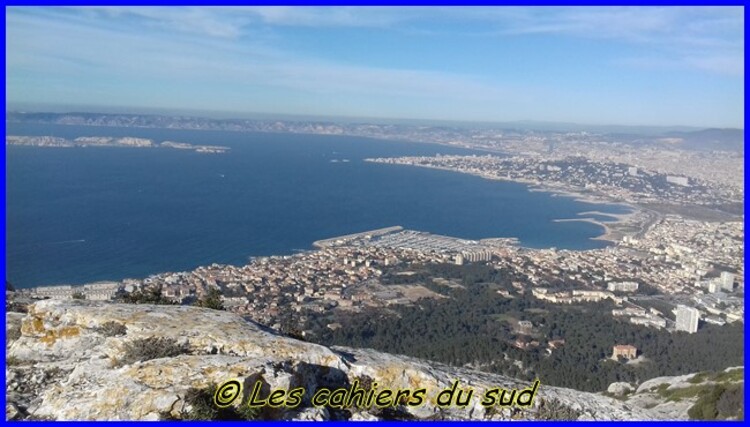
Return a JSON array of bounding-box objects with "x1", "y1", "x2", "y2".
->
[
  {"x1": 242, "y1": 6, "x2": 410, "y2": 28},
  {"x1": 616, "y1": 53, "x2": 744, "y2": 77},
  {"x1": 448, "y1": 7, "x2": 744, "y2": 77},
  {"x1": 73, "y1": 6, "x2": 743, "y2": 77},
  {"x1": 6, "y1": 7, "x2": 510, "y2": 106},
  {"x1": 5, "y1": 6, "x2": 743, "y2": 126}
]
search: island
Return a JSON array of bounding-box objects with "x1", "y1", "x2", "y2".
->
[{"x1": 6, "y1": 135, "x2": 229, "y2": 154}]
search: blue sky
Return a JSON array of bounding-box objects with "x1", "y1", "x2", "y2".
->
[{"x1": 5, "y1": 6, "x2": 745, "y2": 128}]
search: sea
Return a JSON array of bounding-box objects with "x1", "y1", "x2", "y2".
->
[{"x1": 5, "y1": 123, "x2": 630, "y2": 288}]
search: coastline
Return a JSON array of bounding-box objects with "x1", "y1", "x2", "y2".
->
[
  {"x1": 553, "y1": 218, "x2": 618, "y2": 243},
  {"x1": 10, "y1": 133, "x2": 638, "y2": 289},
  {"x1": 366, "y1": 160, "x2": 640, "y2": 245}
]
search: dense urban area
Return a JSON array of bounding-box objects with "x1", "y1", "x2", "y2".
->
[{"x1": 7, "y1": 112, "x2": 744, "y2": 404}]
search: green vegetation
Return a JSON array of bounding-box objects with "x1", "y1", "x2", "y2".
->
[
  {"x1": 711, "y1": 368, "x2": 744, "y2": 383},
  {"x1": 116, "y1": 337, "x2": 189, "y2": 366},
  {"x1": 194, "y1": 287, "x2": 225, "y2": 311},
  {"x1": 71, "y1": 291, "x2": 86, "y2": 300},
  {"x1": 177, "y1": 384, "x2": 260, "y2": 421},
  {"x1": 115, "y1": 286, "x2": 175, "y2": 305},
  {"x1": 688, "y1": 368, "x2": 744, "y2": 385},
  {"x1": 160, "y1": 385, "x2": 261, "y2": 421},
  {"x1": 94, "y1": 321, "x2": 128, "y2": 337},
  {"x1": 535, "y1": 398, "x2": 583, "y2": 420},
  {"x1": 308, "y1": 262, "x2": 744, "y2": 393},
  {"x1": 655, "y1": 384, "x2": 713, "y2": 402},
  {"x1": 688, "y1": 383, "x2": 744, "y2": 420}
]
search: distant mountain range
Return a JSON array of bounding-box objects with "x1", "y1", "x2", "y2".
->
[{"x1": 6, "y1": 111, "x2": 744, "y2": 153}]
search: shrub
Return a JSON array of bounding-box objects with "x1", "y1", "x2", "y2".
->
[
  {"x1": 116, "y1": 337, "x2": 188, "y2": 366},
  {"x1": 6, "y1": 301, "x2": 28, "y2": 313},
  {"x1": 535, "y1": 398, "x2": 582, "y2": 420},
  {"x1": 95, "y1": 321, "x2": 128, "y2": 337},
  {"x1": 194, "y1": 288, "x2": 225, "y2": 311},
  {"x1": 688, "y1": 384, "x2": 744, "y2": 420},
  {"x1": 282, "y1": 327, "x2": 306, "y2": 342},
  {"x1": 181, "y1": 386, "x2": 219, "y2": 420},
  {"x1": 716, "y1": 384, "x2": 743, "y2": 419},
  {"x1": 180, "y1": 384, "x2": 259, "y2": 420},
  {"x1": 712, "y1": 369, "x2": 744, "y2": 383},
  {"x1": 116, "y1": 286, "x2": 175, "y2": 305},
  {"x1": 373, "y1": 406, "x2": 416, "y2": 421}
]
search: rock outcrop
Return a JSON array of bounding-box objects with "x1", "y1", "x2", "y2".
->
[
  {"x1": 6, "y1": 300, "x2": 665, "y2": 421},
  {"x1": 613, "y1": 367, "x2": 744, "y2": 420}
]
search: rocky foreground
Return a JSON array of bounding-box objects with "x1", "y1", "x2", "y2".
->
[{"x1": 6, "y1": 300, "x2": 670, "y2": 421}]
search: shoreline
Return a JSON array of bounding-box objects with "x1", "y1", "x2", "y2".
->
[
  {"x1": 10, "y1": 142, "x2": 636, "y2": 290},
  {"x1": 367, "y1": 160, "x2": 640, "y2": 244},
  {"x1": 553, "y1": 218, "x2": 618, "y2": 243}
]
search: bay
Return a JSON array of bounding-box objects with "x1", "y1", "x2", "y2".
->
[{"x1": 5, "y1": 123, "x2": 629, "y2": 288}]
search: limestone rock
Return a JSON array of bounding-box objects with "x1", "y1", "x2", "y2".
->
[
  {"x1": 636, "y1": 373, "x2": 698, "y2": 394},
  {"x1": 607, "y1": 382, "x2": 634, "y2": 397},
  {"x1": 6, "y1": 300, "x2": 669, "y2": 421},
  {"x1": 622, "y1": 367, "x2": 744, "y2": 420}
]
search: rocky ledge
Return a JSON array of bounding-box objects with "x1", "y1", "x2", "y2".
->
[{"x1": 6, "y1": 300, "x2": 663, "y2": 421}]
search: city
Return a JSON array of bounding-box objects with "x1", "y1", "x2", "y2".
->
[
  {"x1": 5, "y1": 5, "x2": 743, "y2": 422},
  {"x1": 18, "y1": 211, "x2": 744, "y2": 336}
]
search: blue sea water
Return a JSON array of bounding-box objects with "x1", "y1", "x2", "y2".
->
[{"x1": 6, "y1": 123, "x2": 629, "y2": 288}]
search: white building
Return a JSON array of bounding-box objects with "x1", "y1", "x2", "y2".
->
[
  {"x1": 707, "y1": 280, "x2": 721, "y2": 293},
  {"x1": 607, "y1": 281, "x2": 639, "y2": 292},
  {"x1": 675, "y1": 305, "x2": 700, "y2": 333},
  {"x1": 720, "y1": 272, "x2": 735, "y2": 292},
  {"x1": 461, "y1": 250, "x2": 492, "y2": 263},
  {"x1": 666, "y1": 175, "x2": 690, "y2": 187}
]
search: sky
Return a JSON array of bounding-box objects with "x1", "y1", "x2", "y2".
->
[{"x1": 5, "y1": 6, "x2": 745, "y2": 128}]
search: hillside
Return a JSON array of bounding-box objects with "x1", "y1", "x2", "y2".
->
[{"x1": 5, "y1": 300, "x2": 669, "y2": 421}]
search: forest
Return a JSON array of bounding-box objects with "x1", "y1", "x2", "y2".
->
[{"x1": 305, "y1": 262, "x2": 744, "y2": 393}]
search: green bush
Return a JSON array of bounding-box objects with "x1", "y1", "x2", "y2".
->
[
  {"x1": 535, "y1": 398, "x2": 582, "y2": 420},
  {"x1": 116, "y1": 337, "x2": 188, "y2": 366},
  {"x1": 688, "y1": 372, "x2": 709, "y2": 384},
  {"x1": 194, "y1": 287, "x2": 225, "y2": 311},
  {"x1": 712, "y1": 369, "x2": 744, "y2": 383},
  {"x1": 688, "y1": 384, "x2": 744, "y2": 420},
  {"x1": 180, "y1": 384, "x2": 259, "y2": 420},
  {"x1": 116, "y1": 286, "x2": 175, "y2": 305}
]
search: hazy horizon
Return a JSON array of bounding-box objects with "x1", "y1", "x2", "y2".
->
[
  {"x1": 5, "y1": 101, "x2": 742, "y2": 134},
  {"x1": 6, "y1": 6, "x2": 744, "y2": 129}
]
